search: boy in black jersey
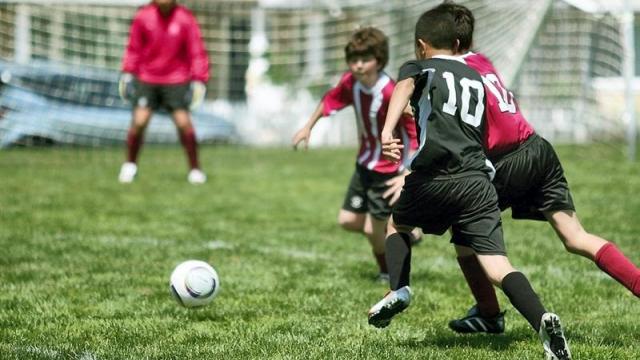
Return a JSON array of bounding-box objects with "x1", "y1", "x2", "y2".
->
[{"x1": 366, "y1": 6, "x2": 571, "y2": 360}]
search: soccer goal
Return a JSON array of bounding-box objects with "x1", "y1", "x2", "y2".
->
[{"x1": 0, "y1": 0, "x2": 635, "y2": 149}]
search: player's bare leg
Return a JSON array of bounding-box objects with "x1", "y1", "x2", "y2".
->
[
  {"x1": 364, "y1": 214, "x2": 389, "y2": 281},
  {"x1": 546, "y1": 210, "x2": 640, "y2": 297},
  {"x1": 119, "y1": 106, "x2": 152, "y2": 183},
  {"x1": 338, "y1": 210, "x2": 388, "y2": 279},
  {"x1": 448, "y1": 245, "x2": 504, "y2": 334},
  {"x1": 172, "y1": 109, "x2": 205, "y2": 183}
]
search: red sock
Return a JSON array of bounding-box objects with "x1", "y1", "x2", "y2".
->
[
  {"x1": 457, "y1": 255, "x2": 500, "y2": 317},
  {"x1": 126, "y1": 129, "x2": 143, "y2": 163},
  {"x1": 374, "y1": 252, "x2": 388, "y2": 274},
  {"x1": 179, "y1": 128, "x2": 200, "y2": 169},
  {"x1": 595, "y1": 242, "x2": 640, "y2": 297}
]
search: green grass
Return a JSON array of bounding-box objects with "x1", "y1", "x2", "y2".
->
[{"x1": 1, "y1": 144, "x2": 639, "y2": 359}]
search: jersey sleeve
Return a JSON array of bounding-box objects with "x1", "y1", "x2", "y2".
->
[
  {"x1": 121, "y1": 13, "x2": 144, "y2": 74},
  {"x1": 187, "y1": 13, "x2": 210, "y2": 83},
  {"x1": 398, "y1": 60, "x2": 425, "y2": 81},
  {"x1": 321, "y1": 72, "x2": 354, "y2": 116}
]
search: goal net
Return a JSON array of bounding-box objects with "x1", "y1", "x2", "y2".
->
[{"x1": 0, "y1": 0, "x2": 631, "y2": 147}]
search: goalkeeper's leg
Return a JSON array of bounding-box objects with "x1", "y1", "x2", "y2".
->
[
  {"x1": 173, "y1": 110, "x2": 206, "y2": 184},
  {"x1": 119, "y1": 107, "x2": 152, "y2": 183}
]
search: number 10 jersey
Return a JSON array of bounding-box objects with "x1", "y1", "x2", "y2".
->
[{"x1": 398, "y1": 55, "x2": 492, "y2": 178}]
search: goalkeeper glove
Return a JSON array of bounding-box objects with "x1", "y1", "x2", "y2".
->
[
  {"x1": 118, "y1": 73, "x2": 135, "y2": 102},
  {"x1": 189, "y1": 81, "x2": 207, "y2": 110}
]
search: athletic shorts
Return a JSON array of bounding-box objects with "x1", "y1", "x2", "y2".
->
[
  {"x1": 392, "y1": 172, "x2": 506, "y2": 255},
  {"x1": 342, "y1": 164, "x2": 399, "y2": 220},
  {"x1": 492, "y1": 134, "x2": 575, "y2": 221},
  {"x1": 132, "y1": 81, "x2": 191, "y2": 112}
]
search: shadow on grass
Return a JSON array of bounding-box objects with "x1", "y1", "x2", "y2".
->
[{"x1": 400, "y1": 331, "x2": 530, "y2": 352}]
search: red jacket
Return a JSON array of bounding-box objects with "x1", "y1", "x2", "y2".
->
[{"x1": 121, "y1": 3, "x2": 209, "y2": 84}]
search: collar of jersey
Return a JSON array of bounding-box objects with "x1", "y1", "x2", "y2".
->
[
  {"x1": 432, "y1": 54, "x2": 467, "y2": 64},
  {"x1": 357, "y1": 72, "x2": 390, "y2": 95}
]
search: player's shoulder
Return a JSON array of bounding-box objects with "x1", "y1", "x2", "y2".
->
[
  {"x1": 135, "y1": 4, "x2": 154, "y2": 16},
  {"x1": 336, "y1": 71, "x2": 356, "y2": 87},
  {"x1": 173, "y1": 4, "x2": 198, "y2": 21},
  {"x1": 176, "y1": 4, "x2": 196, "y2": 17},
  {"x1": 398, "y1": 60, "x2": 435, "y2": 81},
  {"x1": 377, "y1": 72, "x2": 396, "y2": 97},
  {"x1": 463, "y1": 52, "x2": 496, "y2": 72}
]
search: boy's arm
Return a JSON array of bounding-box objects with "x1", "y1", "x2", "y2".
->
[
  {"x1": 381, "y1": 78, "x2": 415, "y2": 162},
  {"x1": 121, "y1": 14, "x2": 143, "y2": 76},
  {"x1": 292, "y1": 72, "x2": 354, "y2": 150},
  {"x1": 292, "y1": 102, "x2": 324, "y2": 150}
]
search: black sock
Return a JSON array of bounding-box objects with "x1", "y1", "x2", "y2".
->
[
  {"x1": 386, "y1": 232, "x2": 412, "y2": 290},
  {"x1": 501, "y1": 271, "x2": 546, "y2": 331}
]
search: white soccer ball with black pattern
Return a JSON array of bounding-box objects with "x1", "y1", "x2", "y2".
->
[{"x1": 170, "y1": 260, "x2": 220, "y2": 308}]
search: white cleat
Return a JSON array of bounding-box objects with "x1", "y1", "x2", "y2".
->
[
  {"x1": 539, "y1": 313, "x2": 571, "y2": 360},
  {"x1": 188, "y1": 169, "x2": 207, "y2": 184},
  {"x1": 118, "y1": 162, "x2": 137, "y2": 183},
  {"x1": 368, "y1": 286, "x2": 412, "y2": 328}
]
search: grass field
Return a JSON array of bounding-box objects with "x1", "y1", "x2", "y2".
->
[{"x1": 1, "y1": 144, "x2": 639, "y2": 359}]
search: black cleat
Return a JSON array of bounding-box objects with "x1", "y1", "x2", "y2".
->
[{"x1": 448, "y1": 305, "x2": 505, "y2": 334}]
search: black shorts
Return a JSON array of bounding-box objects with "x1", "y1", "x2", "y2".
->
[
  {"x1": 393, "y1": 172, "x2": 506, "y2": 255},
  {"x1": 132, "y1": 81, "x2": 191, "y2": 112},
  {"x1": 342, "y1": 164, "x2": 398, "y2": 220},
  {"x1": 492, "y1": 134, "x2": 575, "y2": 221}
]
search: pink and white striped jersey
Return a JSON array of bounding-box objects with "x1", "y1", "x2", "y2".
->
[
  {"x1": 462, "y1": 52, "x2": 535, "y2": 158},
  {"x1": 322, "y1": 71, "x2": 418, "y2": 174}
]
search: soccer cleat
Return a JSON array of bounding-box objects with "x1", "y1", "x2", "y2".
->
[
  {"x1": 448, "y1": 305, "x2": 506, "y2": 334},
  {"x1": 188, "y1": 169, "x2": 207, "y2": 184},
  {"x1": 368, "y1": 286, "x2": 412, "y2": 328},
  {"x1": 118, "y1": 162, "x2": 137, "y2": 183},
  {"x1": 539, "y1": 313, "x2": 571, "y2": 360}
]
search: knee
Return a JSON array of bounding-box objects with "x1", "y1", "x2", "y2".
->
[
  {"x1": 131, "y1": 118, "x2": 150, "y2": 133},
  {"x1": 483, "y1": 271, "x2": 505, "y2": 286},
  {"x1": 130, "y1": 122, "x2": 146, "y2": 133},
  {"x1": 177, "y1": 123, "x2": 193, "y2": 133},
  {"x1": 338, "y1": 216, "x2": 363, "y2": 232},
  {"x1": 362, "y1": 226, "x2": 376, "y2": 239},
  {"x1": 477, "y1": 256, "x2": 516, "y2": 286}
]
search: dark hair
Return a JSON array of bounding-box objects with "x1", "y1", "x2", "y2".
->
[
  {"x1": 414, "y1": 6, "x2": 458, "y2": 51},
  {"x1": 344, "y1": 27, "x2": 389, "y2": 69},
  {"x1": 435, "y1": 1, "x2": 475, "y2": 51}
]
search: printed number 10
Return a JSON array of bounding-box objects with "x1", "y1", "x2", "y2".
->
[{"x1": 441, "y1": 71, "x2": 485, "y2": 127}]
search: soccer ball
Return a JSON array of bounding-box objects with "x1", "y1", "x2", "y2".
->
[{"x1": 170, "y1": 260, "x2": 220, "y2": 308}]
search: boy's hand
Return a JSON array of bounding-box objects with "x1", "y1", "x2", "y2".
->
[
  {"x1": 381, "y1": 131, "x2": 404, "y2": 162},
  {"x1": 189, "y1": 81, "x2": 207, "y2": 110},
  {"x1": 292, "y1": 127, "x2": 312, "y2": 150},
  {"x1": 382, "y1": 173, "x2": 406, "y2": 206}
]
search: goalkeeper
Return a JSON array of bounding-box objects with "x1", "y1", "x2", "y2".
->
[{"x1": 118, "y1": 0, "x2": 209, "y2": 184}]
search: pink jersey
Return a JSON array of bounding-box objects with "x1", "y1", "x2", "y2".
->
[
  {"x1": 322, "y1": 72, "x2": 418, "y2": 174},
  {"x1": 122, "y1": 4, "x2": 209, "y2": 84},
  {"x1": 462, "y1": 52, "x2": 535, "y2": 158}
]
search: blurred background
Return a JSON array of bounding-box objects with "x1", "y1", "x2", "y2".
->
[{"x1": 0, "y1": 0, "x2": 638, "y2": 154}]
